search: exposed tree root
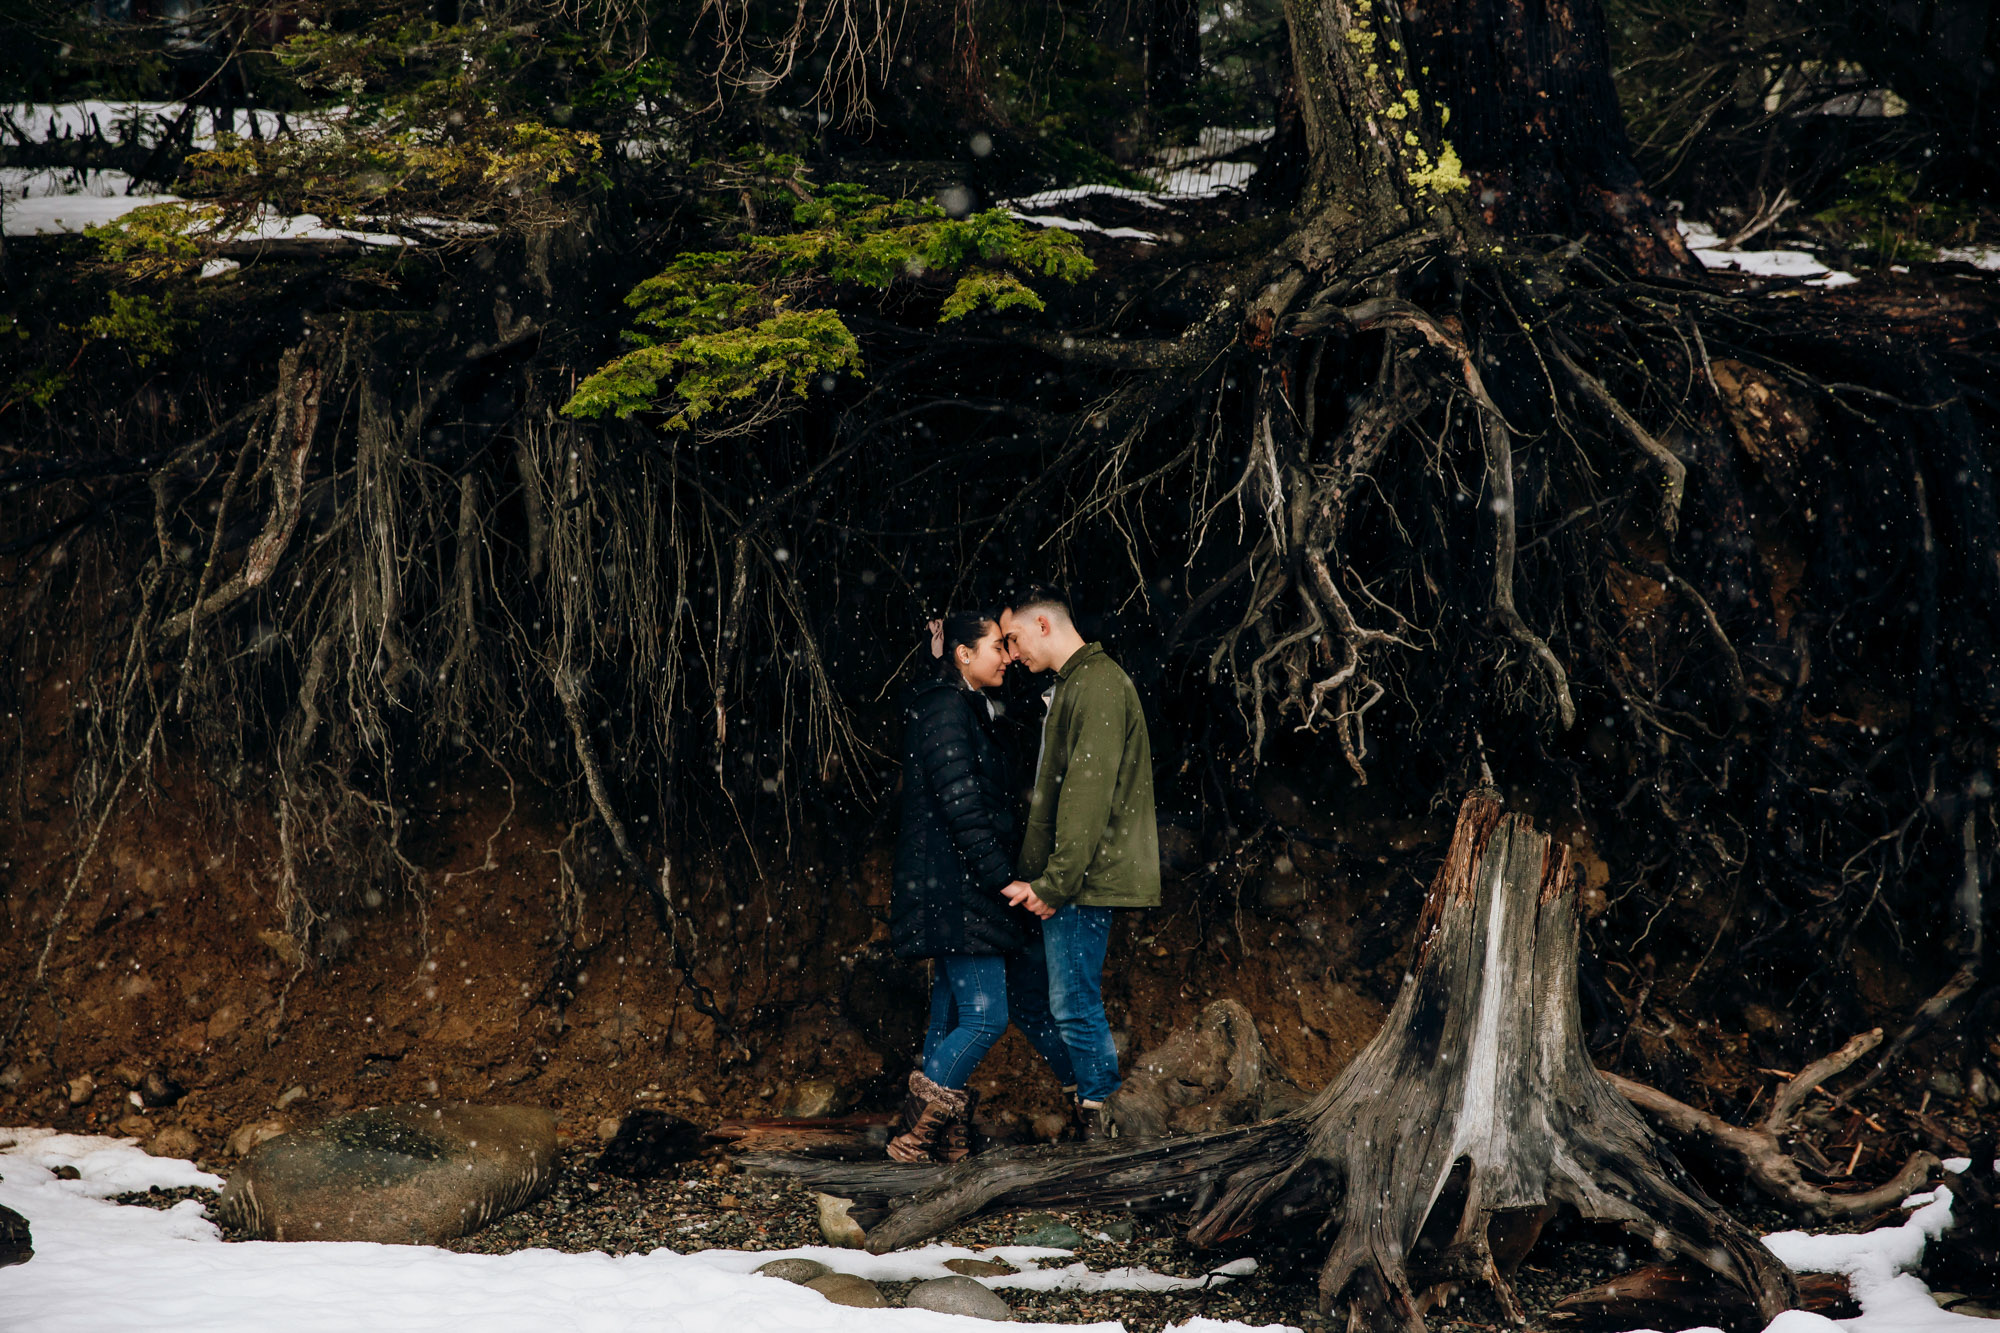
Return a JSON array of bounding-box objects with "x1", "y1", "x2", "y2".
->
[{"x1": 1607, "y1": 1029, "x2": 1942, "y2": 1220}]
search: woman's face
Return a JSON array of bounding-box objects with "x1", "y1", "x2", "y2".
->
[{"x1": 956, "y1": 623, "x2": 1010, "y2": 690}]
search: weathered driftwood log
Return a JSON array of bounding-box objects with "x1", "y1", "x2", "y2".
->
[
  {"x1": 1605, "y1": 1030, "x2": 1940, "y2": 1219},
  {"x1": 706, "y1": 1112, "x2": 897, "y2": 1159},
  {"x1": 750, "y1": 791, "x2": 1797, "y2": 1331}
]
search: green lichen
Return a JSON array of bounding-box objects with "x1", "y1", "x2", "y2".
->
[{"x1": 1407, "y1": 141, "x2": 1472, "y2": 196}]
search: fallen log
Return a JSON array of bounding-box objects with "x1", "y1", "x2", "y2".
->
[
  {"x1": 706, "y1": 1112, "x2": 897, "y2": 1159},
  {"x1": 751, "y1": 790, "x2": 1797, "y2": 1331},
  {"x1": 1551, "y1": 1265, "x2": 1860, "y2": 1328}
]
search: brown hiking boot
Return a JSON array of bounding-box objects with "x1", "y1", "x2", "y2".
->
[
  {"x1": 886, "y1": 1071, "x2": 967, "y2": 1162},
  {"x1": 887, "y1": 1069, "x2": 925, "y2": 1141},
  {"x1": 939, "y1": 1089, "x2": 979, "y2": 1164}
]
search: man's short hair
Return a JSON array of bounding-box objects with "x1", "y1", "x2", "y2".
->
[{"x1": 1005, "y1": 583, "x2": 1073, "y2": 625}]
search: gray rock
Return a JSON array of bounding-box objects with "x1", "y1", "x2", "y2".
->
[
  {"x1": 146, "y1": 1125, "x2": 200, "y2": 1160},
  {"x1": 943, "y1": 1258, "x2": 1017, "y2": 1277},
  {"x1": 0, "y1": 1202, "x2": 30, "y2": 1268},
  {"x1": 907, "y1": 1276, "x2": 1014, "y2": 1320},
  {"x1": 815, "y1": 1191, "x2": 866, "y2": 1248},
  {"x1": 66, "y1": 1075, "x2": 95, "y2": 1106},
  {"x1": 776, "y1": 1079, "x2": 852, "y2": 1118},
  {"x1": 212, "y1": 1103, "x2": 557, "y2": 1244},
  {"x1": 228, "y1": 1119, "x2": 287, "y2": 1158},
  {"x1": 805, "y1": 1273, "x2": 887, "y2": 1308},
  {"x1": 1098, "y1": 1220, "x2": 1136, "y2": 1241},
  {"x1": 755, "y1": 1257, "x2": 833, "y2": 1284},
  {"x1": 1013, "y1": 1214, "x2": 1085, "y2": 1248},
  {"x1": 1929, "y1": 1069, "x2": 1965, "y2": 1099}
]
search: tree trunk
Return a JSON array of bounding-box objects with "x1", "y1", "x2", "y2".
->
[
  {"x1": 1146, "y1": 0, "x2": 1203, "y2": 111},
  {"x1": 1400, "y1": 0, "x2": 1699, "y2": 274},
  {"x1": 751, "y1": 792, "x2": 1798, "y2": 1331}
]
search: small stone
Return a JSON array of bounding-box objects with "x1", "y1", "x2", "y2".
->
[
  {"x1": 906, "y1": 1276, "x2": 1014, "y2": 1320},
  {"x1": 146, "y1": 1126, "x2": 200, "y2": 1160},
  {"x1": 754, "y1": 1258, "x2": 831, "y2": 1284},
  {"x1": 139, "y1": 1070, "x2": 185, "y2": 1108},
  {"x1": 1013, "y1": 1215, "x2": 1085, "y2": 1248},
  {"x1": 229, "y1": 1119, "x2": 288, "y2": 1158},
  {"x1": 0, "y1": 1064, "x2": 22, "y2": 1091},
  {"x1": 66, "y1": 1075, "x2": 96, "y2": 1107},
  {"x1": 596, "y1": 1118, "x2": 622, "y2": 1143},
  {"x1": 1030, "y1": 1113, "x2": 1070, "y2": 1142},
  {"x1": 815, "y1": 1192, "x2": 867, "y2": 1248},
  {"x1": 274, "y1": 1084, "x2": 308, "y2": 1110},
  {"x1": 1970, "y1": 1067, "x2": 1995, "y2": 1108},
  {"x1": 116, "y1": 1114, "x2": 152, "y2": 1139},
  {"x1": 776, "y1": 1079, "x2": 850, "y2": 1119},
  {"x1": 943, "y1": 1258, "x2": 1017, "y2": 1277},
  {"x1": 1098, "y1": 1220, "x2": 1136, "y2": 1241},
  {"x1": 804, "y1": 1273, "x2": 886, "y2": 1308},
  {"x1": 52, "y1": 1165, "x2": 80, "y2": 1181}
]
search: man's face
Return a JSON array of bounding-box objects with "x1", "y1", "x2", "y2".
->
[{"x1": 1000, "y1": 608, "x2": 1048, "y2": 672}]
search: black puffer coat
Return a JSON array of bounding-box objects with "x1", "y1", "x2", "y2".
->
[{"x1": 890, "y1": 680, "x2": 1028, "y2": 959}]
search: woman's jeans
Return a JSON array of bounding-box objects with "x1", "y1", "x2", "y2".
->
[
  {"x1": 1042, "y1": 903, "x2": 1121, "y2": 1102},
  {"x1": 922, "y1": 940, "x2": 1077, "y2": 1091}
]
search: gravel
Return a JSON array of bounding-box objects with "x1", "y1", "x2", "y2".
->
[{"x1": 107, "y1": 1149, "x2": 1817, "y2": 1331}]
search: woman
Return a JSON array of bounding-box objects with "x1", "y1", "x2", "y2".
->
[{"x1": 887, "y1": 611, "x2": 1076, "y2": 1162}]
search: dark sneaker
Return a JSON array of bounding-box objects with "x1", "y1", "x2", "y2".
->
[{"x1": 1077, "y1": 1102, "x2": 1118, "y2": 1143}]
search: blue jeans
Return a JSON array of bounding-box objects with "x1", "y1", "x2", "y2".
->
[
  {"x1": 922, "y1": 942, "x2": 1077, "y2": 1091},
  {"x1": 1043, "y1": 903, "x2": 1120, "y2": 1102}
]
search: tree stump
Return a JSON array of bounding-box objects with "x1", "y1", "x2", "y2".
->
[{"x1": 753, "y1": 791, "x2": 1797, "y2": 1331}]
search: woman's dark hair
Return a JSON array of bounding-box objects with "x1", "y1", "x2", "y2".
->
[{"x1": 934, "y1": 609, "x2": 999, "y2": 680}]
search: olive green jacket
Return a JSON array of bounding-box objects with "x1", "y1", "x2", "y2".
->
[{"x1": 1017, "y1": 643, "x2": 1161, "y2": 911}]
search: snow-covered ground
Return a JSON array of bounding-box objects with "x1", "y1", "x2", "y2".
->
[
  {"x1": 0, "y1": 1129, "x2": 1992, "y2": 1333},
  {"x1": 0, "y1": 1128, "x2": 1270, "y2": 1333}
]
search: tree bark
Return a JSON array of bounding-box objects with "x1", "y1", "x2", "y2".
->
[{"x1": 752, "y1": 791, "x2": 1798, "y2": 1331}]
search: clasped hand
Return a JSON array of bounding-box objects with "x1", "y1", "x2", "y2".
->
[{"x1": 1002, "y1": 881, "x2": 1055, "y2": 919}]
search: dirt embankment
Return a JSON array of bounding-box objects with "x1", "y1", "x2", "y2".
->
[{"x1": 0, "y1": 755, "x2": 1402, "y2": 1166}]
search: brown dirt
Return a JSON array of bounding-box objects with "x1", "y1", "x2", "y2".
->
[{"x1": 0, "y1": 742, "x2": 1404, "y2": 1165}]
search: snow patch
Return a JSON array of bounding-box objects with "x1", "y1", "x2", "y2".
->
[
  {"x1": 1679, "y1": 220, "x2": 1858, "y2": 287},
  {"x1": 1010, "y1": 212, "x2": 1162, "y2": 243},
  {"x1": 1937, "y1": 246, "x2": 2000, "y2": 271}
]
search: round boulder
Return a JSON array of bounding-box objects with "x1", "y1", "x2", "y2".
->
[
  {"x1": 804, "y1": 1273, "x2": 887, "y2": 1308},
  {"x1": 213, "y1": 1103, "x2": 556, "y2": 1244},
  {"x1": 754, "y1": 1257, "x2": 832, "y2": 1284},
  {"x1": 0, "y1": 1202, "x2": 31, "y2": 1268},
  {"x1": 907, "y1": 1276, "x2": 1014, "y2": 1320}
]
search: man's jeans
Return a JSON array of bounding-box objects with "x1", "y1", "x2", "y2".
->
[
  {"x1": 1043, "y1": 903, "x2": 1121, "y2": 1102},
  {"x1": 922, "y1": 943, "x2": 1077, "y2": 1091}
]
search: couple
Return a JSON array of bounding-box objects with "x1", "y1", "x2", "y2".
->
[{"x1": 886, "y1": 586, "x2": 1158, "y2": 1163}]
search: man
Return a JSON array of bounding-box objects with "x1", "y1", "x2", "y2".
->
[{"x1": 998, "y1": 586, "x2": 1160, "y2": 1141}]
